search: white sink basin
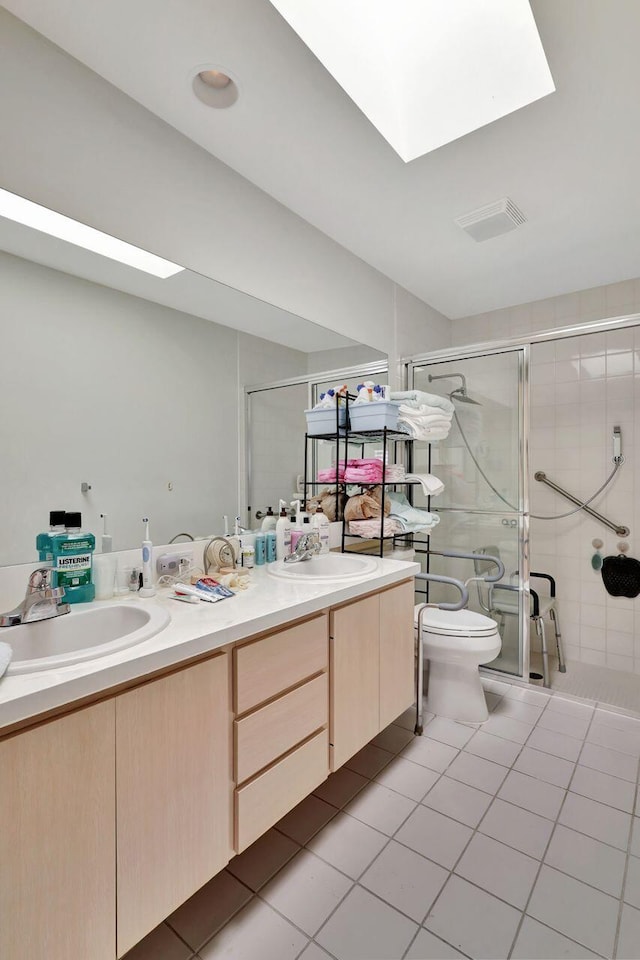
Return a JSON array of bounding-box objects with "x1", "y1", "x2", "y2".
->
[
  {"x1": 268, "y1": 553, "x2": 378, "y2": 582},
  {"x1": 3, "y1": 602, "x2": 170, "y2": 675}
]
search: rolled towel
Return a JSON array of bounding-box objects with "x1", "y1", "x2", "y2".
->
[{"x1": 391, "y1": 390, "x2": 455, "y2": 416}]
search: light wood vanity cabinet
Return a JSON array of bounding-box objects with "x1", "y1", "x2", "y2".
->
[
  {"x1": 116, "y1": 654, "x2": 232, "y2": 956},
  {"x1": 0, "y1": 700, "x2": 116, "y2": 960},
  {"x1": 330, "y1": 580, "x2": 415, "y2": 770}
]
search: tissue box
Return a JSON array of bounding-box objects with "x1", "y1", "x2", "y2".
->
[
  {"x1": 305, "y1": 407, "x2": 347, "y2": 436},
  {"x1": 348, "y1": 400, "x2": 400, "y2": 432}
]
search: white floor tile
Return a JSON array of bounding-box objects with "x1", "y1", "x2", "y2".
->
[
  {"x1": 276, "y1": 795, "x2": 337, "y2": 846},
  {"x1": 587, "y1": 721, "x2": 640, "y2": 758},
  {"x1": 547, "y1": 694, "x2": 595, "y2": 716},
  {"x1": 485, "y1": 690, "x2": 503, "y2": 712},
  {"x1": 594, "y1": 708, "x2": 640, "y2": 732},
  {"x1": 400, "y1": 735, "x2": 459, "y2": 773},
  {"x1": 344, "y1": 781, "x2": 416, "y2": 836},
  {"x1": 313, "y1": 767, "x2": 368, "y2": 809},
  {"x1": 167, "y1": 870, "x2": 252, "y2": 951},
  {"x1": 481, "y1": 713, "x2": 535, "y2": 744},
  {"x1": 371, "y1": 724, "x2": 415, "y2": 754},
  {"x1": 198, "y1": 899, "x2": 307, "y2": 960},
  {"x1": 528, "y1": 865, "x2": 619, "y2": 957},
  {"x1": 558, "y1": 792, "x2": 632, "y2": 851},
  {"x1": 493, "y1": 697, "x2": 545, "y2": 724},
  {"x1": 617, "y1": 903, "x2": 640, "y2": 960},
  {"x1": 481, "y1": 676, "x2": 511, "y2": 696},
  {"x1": 511, "y1": 916, "x2": 599, "y2": 959},
  {"x1": 359, "y1": 840, "x2": 448, "y2": 923},
  {"x1": 454, "y1": 832, "x2": 539, "y2": 908},
  {"x1": 537, "y1": 708, "x2": 591, "y2": 740},
  {"x1": 404, "y1": 928, "x2": 466, "y2": 959},
  {"x1": 424, "y1": 875, "x2": 521, "y2": 959},
  {"x1": 260, "y1": 850, "x2": 352, "y2": 937},
  {"x1": 624, "y1": 855, "x2": 640, "y2": 910},
  {"x1": 423, "y1": 716, "x2": 475, "y2": 749},
  {"x1": 306, "y1": 811, "x2": 388, "y2": 880},
  {"x1": 395, "y1": 805, "x2": 473, "y2": 869},
  {"x1": 344, "y1": 743, "x2": 395, "y2": 779},
  {"x1": 631, "y1": 818, "x2": 640, "y2": 858},
  {"x1": 374, "y1": 755, "x2": 440, "y2": 802},
  {"x1": 527, "y1": 726, "x2": 583, "y2": 762},
  {"x1": 479, "y1": 798, "x2": 554, "y2": 859},
  {"x1": 464, "y1": 730, "x2": 522, "y2": 767},
  {"x1": 298, "y1": 944, "x2": 333, "y2": 960},
  {"x1": 422, "y1": 776, "x2": 492, "y2": 828},
  {"x1": 227, "y1": 829, "x2": 300, "y2": 891},
  {"x1": 446, "y1": 751, "x2": 508, "y2": 795},
  {"x1": 503, "y1": 684, "x2": 551, "y2": 706},
  {"x1": 579, "y1": 741, "x2": 639, "y2": 782},
  {"x1": 123, "y1": 924, "x2": 192, "y2": 960},
  {"x1": 498, "y1": 770, "x2": 565, "y2": 820},
  {"x1": 514, "y1": 746, "x2": 575, "y2": 788},
  {"x1": 316, "y1": 885, "x2": 417, "y2": 960},
  {"x1": 545, "y1": 824, "x2": 627, "y2": 897},
  {"x1": 570, "y1": 764, "x2": 636, "y2": 813}
]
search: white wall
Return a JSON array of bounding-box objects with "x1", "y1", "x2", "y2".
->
[
  {"x1": 0, "y1": 9, "x2": 449, "y2": 360},
  {"x1": 530, "y1": 328, "x2": 640, "y2": 674},
  {"x1": 0, "y1": 251, "x2": 304, "y2": 562},
  {"x1": 452, "y1": 277, "x2": 640, "y2": 347}
]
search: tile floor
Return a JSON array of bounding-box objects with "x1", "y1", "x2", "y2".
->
[{"x1": 125, "y1": 677, "x2": 640, "y2": 960}]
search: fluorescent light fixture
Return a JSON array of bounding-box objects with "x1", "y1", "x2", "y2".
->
[
  {"x1": 269, "y1": 0, "x2": 555, "y2": 162},
  {"x1": 0, "y1": 188, "x2": 185, "y2": 278}
]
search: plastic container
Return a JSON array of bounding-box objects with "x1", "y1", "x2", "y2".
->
[
  {"x1": 348, "y1": 400, "x2": 400, "y2": 432},
  {"x1": 266, "y1": 531, "x2": 277, "y2": 563},
  {"x1": 94, "y1": 554, "x2": 116, "y2": 600},
  {"x1": 304, "y1": 406, "x2": 347, "y2": 436},
  {"x1": 48, "y1": 512, "x2": 96, "y2": 604},
  {"x1": 255, "y1": 533, "x2": 266, "y2": 566}
]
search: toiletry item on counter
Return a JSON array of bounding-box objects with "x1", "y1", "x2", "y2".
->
[
  {"x1": 129, "y1": 567, "x2": 141, "y2": 591},
  {"x1": 36, "y1": 510, "x2": 67, "y2": 562},
  {"x1": 100, "y1": 513, "x2": 113, "y2": 553},
  {"x1": 170, "y1": 592, "x2": 200, "y2": 604},
  {"x1": 94, "y1": 554, "x2": 116, "y2": 600},
  {"x1": 266, "y1": 531, "x2": 277, "y2": 562},
  {"x1": 312, "y1": 505, "x2": 330, "y2": 554},
  {"x1": 45, "y1": 512, "x2": 96, "y2": 604},
  {"x1": 195, "y1": 577, "x2": 234, "y2": 599},
  {"x1": 261, "y1": 507, "x2": 277, "y2": 532},
  {"x1": 276, "y1": 502, "x2": 292, "y2": 560},
  {"x1": 173, "y1": 578, "x2": 234, "y2": 604},
  {"x1": 139, "y1": 518, "x2": 156, "y2": 598},
  {"x1": 242, "y1": 545, "x2": 255, "y2": 568},
  {"x1": 255, "y1": 533, "x2": 266, "y2": 566}
]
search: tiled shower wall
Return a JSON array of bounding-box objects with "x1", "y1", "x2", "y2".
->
[{"x1": 530, "y1": 326, "x2": 640, "y2": 673}]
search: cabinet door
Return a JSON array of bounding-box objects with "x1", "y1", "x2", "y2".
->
[
  {"x1": 329, "y1": 594, "x2": 380, "y2": 770},
  {"x1": 379, "y1": 580, "x2": 416, "y2": 729},
  {"x1": 116, "y1": 655, "x2": 232, "y2": 956},
  {"x1": 0, "y1": 701, "x2": 116, "y2": 960}
]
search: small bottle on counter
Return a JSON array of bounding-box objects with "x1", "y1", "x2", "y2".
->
[
  {"x1": 242, "y1": 545, "x2": 255, "y2": 569},
  {"x1": 254, "y1": 533, "x2": 266, "y2": 566}
]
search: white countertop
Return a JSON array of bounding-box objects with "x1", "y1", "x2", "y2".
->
[{"x1": 0, "y1": 558, "x2": 419, "y2": 731}]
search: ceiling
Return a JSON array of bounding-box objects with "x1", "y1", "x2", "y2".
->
[{"x1": 4, "y1": 0, "x2": 640, "y2": 319}]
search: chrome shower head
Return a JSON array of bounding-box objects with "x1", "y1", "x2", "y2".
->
[{"x1": 427, "y1": 372, "x2": 482, "y2": 405}]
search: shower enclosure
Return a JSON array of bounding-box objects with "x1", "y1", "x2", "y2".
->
[{"x1": 407, "y1": 347, "x2": 530, "y2": 679}]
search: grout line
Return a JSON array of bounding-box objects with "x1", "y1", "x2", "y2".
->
[{"x1": 613, "y1": 777, "x2": 639, "y2": 959}]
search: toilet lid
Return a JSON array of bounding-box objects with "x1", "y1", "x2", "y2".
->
[{"x1": 414, "y1": 605, "x2": 499, "y2": 637}]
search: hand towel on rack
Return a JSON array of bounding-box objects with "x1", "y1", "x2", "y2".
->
[
  {"x1": 390, "y1": 390, "x2": 455, "y2": 416},
  {"x1": 405, "y1": 474, "x2": 445, "y2": 497},
  {"x1": 348, "y1": 518, "x2": 404, "y2": 538},
  {"x1": 387, "y1": 491, "x2": 440, "y2": 531}
]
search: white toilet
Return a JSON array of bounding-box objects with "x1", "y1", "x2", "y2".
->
[{"x1": 415, "y1": 606, "x2": 502, "y2": 723}]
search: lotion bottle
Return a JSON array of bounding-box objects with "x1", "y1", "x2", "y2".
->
[
  {"x1": 312, "y1": 505, "x2": 330, "y2": 554},
  {"x1": 261, "y1": 507, "x2": 277, "y2": 532},
  {"x1": 275, "y1": 500, "x2": 292, "y2": 560}
]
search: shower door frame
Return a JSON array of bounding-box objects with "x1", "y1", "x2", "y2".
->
[{"x1": 405, "y1": 343, "x2": 531, "y2": 683}]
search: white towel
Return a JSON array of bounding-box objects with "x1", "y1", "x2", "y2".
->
[
  {"x1": 405, "y1": 473, "x2": 445, "y2": 497},
  {"x1": 398, "y1": 403, "x2": 453, "y2": 422},
  {"x1": 398, "y1": 406, "x2": 452, "y2": 427},
  {"x1": 391, "y1": 390, "x2": 455, "y2": 416}
]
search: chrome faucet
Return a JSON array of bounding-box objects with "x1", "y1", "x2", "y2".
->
[
  {"x1": 0, "y1": 567, "x2": 70, "y2": 627},
  {"x1": 284, "y1": 531, "x2": 322, "y2": 564}
]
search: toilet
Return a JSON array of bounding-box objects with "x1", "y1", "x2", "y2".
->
[{"x1": 415, "y1": 606, "x2": 502, "y2": 723}]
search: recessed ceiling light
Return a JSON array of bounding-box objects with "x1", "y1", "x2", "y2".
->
[
  {"x1": 0, "y1": 188, "x2": 185, "y2": 278},
  {"x1": 268, "y1": 0, "x2": 555, "y2": 162},
  {"x1": 192, "y1": 65, "x2": 239, "y2": 108}
]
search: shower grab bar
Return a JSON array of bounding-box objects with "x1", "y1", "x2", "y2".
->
[{"x1": 534, "y1": 471, "x2": 629, "y2": 537}]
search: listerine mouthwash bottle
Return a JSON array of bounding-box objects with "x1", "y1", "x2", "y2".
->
[
  {"x1": 36, "y1": 510, "x2": 67, "y2": 562},
  {"x1": 50, "y1": 512, "x2": 96, "y2": 604}
]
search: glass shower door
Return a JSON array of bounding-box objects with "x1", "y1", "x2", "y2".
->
[{"x1": 409, "y1": 349, "x2": 528, "y2": 678}]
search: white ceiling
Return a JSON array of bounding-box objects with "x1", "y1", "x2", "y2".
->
[{"x1": 5, "y1": 0, "x2": 640, "y2": 319}]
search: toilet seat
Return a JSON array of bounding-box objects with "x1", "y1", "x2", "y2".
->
[{"x1": 414, "y1": 606, "x2": 499, "y2": 637}]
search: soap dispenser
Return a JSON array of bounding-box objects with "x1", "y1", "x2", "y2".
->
[
  {"x1": 312, "y1": 504, "x2": 330, "y2": 554},
  {"x1": 275, "y1": 500, "x2": 292, "y2": 560},
  {"x1": 261, "y1": 507, "x2": 277, "y2": 532}
]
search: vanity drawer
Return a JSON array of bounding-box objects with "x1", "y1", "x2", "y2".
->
[
  {"x1": 235, "y1": 728, "x2": 329, "y2": 852},
  {"x1": 234, "y1": 613, "x2": 328, "y2": 714},
  {"x1": 235, "y1": 672, "x2": 328, "y2": 784}
]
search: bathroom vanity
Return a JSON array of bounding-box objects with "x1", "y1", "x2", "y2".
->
[{"x1": 0, "y1": 558, "x2": 418, "y2": 959}]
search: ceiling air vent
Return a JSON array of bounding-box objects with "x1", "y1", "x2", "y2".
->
[{"x1": 455, "y1": 198, "x2": 526, "y2": 242}]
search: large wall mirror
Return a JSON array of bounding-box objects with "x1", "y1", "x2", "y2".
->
[{"x1": 0, "y1": 193, "x2": 385, "y2": 564}]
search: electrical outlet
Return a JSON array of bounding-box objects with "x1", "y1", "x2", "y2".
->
[{"x1": 156, "y1": 551, "x2": 193, "y2": 576}]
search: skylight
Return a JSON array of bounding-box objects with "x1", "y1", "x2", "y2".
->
[
  {"x1": 269, "y1": 0, "x2": 555, "y2": 162},
  {"x1": 0, "y1": 189, "x2": 185, "y2": 278}
]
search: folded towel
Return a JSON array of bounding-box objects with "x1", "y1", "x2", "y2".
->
[
  {"x1": 396, "y1": 420, "x2": 451, "y2": 441},
  {"x1": 387, "y1": 492, "x2": 441, "y2": 530},
  {"x1": 391, "y1": 390, "x2": 455, "y2": 416},
  {"x1": 397, "y1": 405, "x2": 452, "y2": 426},
  {"x1": 405, "y1": 473, "x2": 445, "y2": 497},
  {"x1": 348, "y1": 518, "x2": 403, "y2": 537}
]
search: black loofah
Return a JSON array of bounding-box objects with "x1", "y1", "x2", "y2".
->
[{"x1": 601, "y1": 555, "x2": 640, "y2": 598}]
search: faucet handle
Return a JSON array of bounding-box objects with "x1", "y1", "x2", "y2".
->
[{"x1": 27, "y1": 567, "x2": 65, "y2": 600}]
